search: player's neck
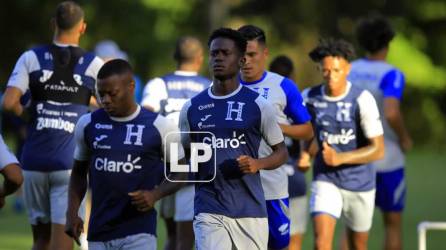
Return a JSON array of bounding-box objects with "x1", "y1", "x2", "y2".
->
[
  {"x1": 366, "y1": 48, "x2": 388, "y2": 61},
  {"x1": 325, "y1": 82, "x2": 347, "y2": 97},
  {"x1": 178, "y1": 63, "x2": 199, "y2": 73},
  {"x1": 211, "y1": 78, "x2": 240, "y2": 96},
  {"x1": 118, "y1": 103, "x2": 139, "y2": 117},
  {"x1": 53, "y1": 33, "x2": 80, "y2": 46},
  {"x1": 241, "y1": 71, "x2": 264, "y2": 83}
]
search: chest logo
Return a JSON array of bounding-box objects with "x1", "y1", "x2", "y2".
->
[
  {"x1": 123, "y1": 124, "x2": 145, "y2": 146},
  {"x1": 225, "y1": 101, "x2": 245, "y2": 121},
  {"x1": 336, "y1": 102, "x2": 352, "y2": 122}
]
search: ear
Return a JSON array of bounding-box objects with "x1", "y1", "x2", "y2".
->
[
  {"x1": 239, "y1": 57, "x2": 246, "y2": 67},
  {"x1": 264, "y1": 47, "x2": 269, "y2": 58},
  {"x1": 79, "y1": 22, "x2": 87, "y2": 35}
]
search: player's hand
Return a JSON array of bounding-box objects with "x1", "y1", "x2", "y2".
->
[
  {"x1": 322, "y1": 142, "x2": 342, "y2": 167},
  {"x1": 65, "y1": 215, "x2": 84, "y2": 246},
  {"x1": 399, "y1": 135, "x2": 413, "y2": 152},
  {"x1": 237, "y1": 155, "x2": 262, "y2": 174},
  {"x1": 128, "y1": 190, "x2": 157, "y2": 212},
  {"x1": 296, "y1": 151, "x2": 311, "y2": 172}
]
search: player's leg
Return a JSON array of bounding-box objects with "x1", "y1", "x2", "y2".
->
[
  {"x1": 289, "y1": 196, "x2": 308, "y2": 250},
  {"x1": 226, "y1": 215, "x2": 269, "y2": 250},
  {"x1": 375, "y1": 168, "x2": 405, "y2": 250},
  {"x1": 160, "y1": 194, "x2": 177, "y2": 250},
  {"x1": 23, "y1": 170, "x2": 52, "y2": 250},
  {"x1": 310, "y1": 181, "x2": 343, "y2": 250},
  {"x1": 193, "y1": 213, "x2": 233, "y2": 250},
  {"x1": 49, "y1": 170, "x2": 74, "y2": 250},
  {"x1": 266, "y1": 198, "x2": 291, "y2": 250},
  {"x1": 342, "y1": 188, "x2": 375, "y2": 250},
  {"x1": 175, "y1": 185, "x2": 195, "y2": 250},
  {"x1": 121, "y1": 233, "x2": 157, "y2": 250}
]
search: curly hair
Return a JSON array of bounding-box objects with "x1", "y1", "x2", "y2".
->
[
  {"x1": 356, "y1": 15, "x2": 395, "y2": 53},
  {"x1": 208, "y1": 28, "x2": 247, "y2": 55},
  {"x1": 308, "y1": 38, "x2": 356, "y2": 62}
]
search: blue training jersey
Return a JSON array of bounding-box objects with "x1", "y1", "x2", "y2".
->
[
  {"x1": 74, "y1": 106, "x2": 183, "y2": 241},
  {"x1": 179, "y1": 84, "x2": 284, "y2": 218},
  {"x1": 6, "y1": 44, "x2": 103, "y2": 172},
  {"x1": 303, "y1": 82, "x2": 383, "y2": 191}
]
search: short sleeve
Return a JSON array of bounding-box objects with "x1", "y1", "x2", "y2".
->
[
  {"x1": 85, "y1": 56, "x2": 105, "y2": 80},
  {"x1": 255, "y1": 96, "x2": 284, "y2": 146},
  {"x1": 280, "y1": 78, "x2": 311, "y2": 124},
  {"x1": 380, "y1": 69, "x2": 405, "y2": 100},
  {"x1": 73, "y1": 114, "x2": 92, "y2": 161},
  {"x1": 141, "y1": 77, "x2": 168, "y2": 112},
  {"x1": 154, "y1": 115, "x2": 185, "y2": 162},
  {"x1": 7, "y1": 50, "x2": 39, "y2": 94},
  {"x1": 0, "y1": 134, "x2": 19, "y2": 169},
  {"x1": 357, "y1": 90, "x2": 384, "y2": 138},
  {"x1": 178, "y1": 100, "x2": 192, "y2": 147}
]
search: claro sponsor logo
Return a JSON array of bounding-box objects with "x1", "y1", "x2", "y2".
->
[
  {"x1": 203, "y1": 131, "x2": 246, "y2": 149},
  {"x1": 320, "y1": 129, "x2": 356, "y2": 145},
  {"x1": 94, "y1": 154, "x2": 141, "y2": 173}
]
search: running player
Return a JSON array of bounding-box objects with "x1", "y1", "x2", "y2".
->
[
  {"x1": 0, "y1": 134, "x2": 23, "y2": 209},
  {"x1": 179, "y1": 28, "x2": 288, "y2": 250},
  {"x1": 1, "y1": 2, "x2": 103, "y2": 249},
  {"x1": 65, "y1": 59, "x2": 186, "y2": 250},
  {"x1": 302, "y1": 38, "x2": 384, "y2": 250},
  {"x1": 141, "y1": 36, "x2": 211, "y2": 250},
  {"x1": 270, "y1": 55, "x2": 309, "y2": 250},
  {"x1": 348, "y1": 15, "x2": 412, "y2": 250},
  {"x1": 238, "y1": 25, "x2": 313, "y2": 250}
]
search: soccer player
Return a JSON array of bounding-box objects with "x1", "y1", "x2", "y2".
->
[
  {"x1": 348, "y1": 15, "x2": 412, "y2": 250},
  {"x1": 270, "y1": 55, "x2": 309, "y2": 250},
  {"x1": 302, "y1": 38, "x2": 384, "y2": 250},
  {"x1": 0, "y1": 134, "x2": 23, "y2": 209},
  {"x1": 141, "y1": 36, "x2": 211, "y2": 250},
  {"x1": 1, "y1": 2, "x2": 103, "y2": 249},
  {"x1": 65, "y1": 59, "x2": 186, "y2": 250},
  {"x1": 238, "y1": 25, "x2": 313, "y2": 250},
  {"x1": 179, "y1": 28, "x2": 288, "y2": 250}
]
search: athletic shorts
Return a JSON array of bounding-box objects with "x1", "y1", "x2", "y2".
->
[
  {"x1": 88, "y1": 233, "x2": 156, "y2": 250},
  {"x1": 23, "y1": 170, "x2": 85, "y2": 225},
  {"x1": 159, "y1": 193, "x2": 175, "y2": 219},
  {"x1": 193, "y1": 213, "x2": 268, "y2": 250},
  {"x1": 310, "y1": 181, "x2": 375, "y2": 232},
  {"x1": 174, "y1": 185, "x2": 195, "y2": 222},
  {"x1": 266, "y1": 198, "x2": 290, "y2": 249},
  {"x1": 289, "y1": 196, "x2": 308, "y2": 235},
  {"x1": 376, "y1": 167, "x2": 406, "y2": 212}
]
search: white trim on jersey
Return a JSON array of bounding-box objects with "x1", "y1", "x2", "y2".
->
[
  {"x1": 0, "y1": 134, "x2": 19, "y2": 169},
  {"x1": 178, "y1": 100, "x2": 192, "y2": 147},
  {"x1": 207, "y1": 84, "x2": 242, "y2": 99},
  {"x1": 357, "y1": 90, "x2": 384, "y2": 138},
  {"x1": 255, "y1": 95, "x2": 285, "y2": 147},
  {"x1": 153, "y1": 114, "x2": 185, "y2": 162},
  {"x1": 73, "y1": 113, "x2": 92, "y2": 161},
  {"x1": 321, "y1": 81, "x2": 353, "y2": 101},
  {"x1": 141, "y1": 77, "x2": 168, "y2": 112},
  {"x1": 109, "y1": 105, "x2": 141, "y2": 122}
]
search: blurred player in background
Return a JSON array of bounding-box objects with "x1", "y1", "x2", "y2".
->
[{"x1": 348, "y1": 15, "x2": 412, "y2": 250}]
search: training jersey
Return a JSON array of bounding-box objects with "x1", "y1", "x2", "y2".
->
[
  {"x1": 349, "y1": 59, "x2": 406, "y2": 172},
  {"x1": 240, "y1": 71, "x2": 311, "y2": 200},
  {"x1": 74, "y1": 106, "x2": 184, "y2": 241},
  {"x1": 0, "y1": 134, "x2": 19, "y2": 169},
  {"x1": 6, "y1": 43, "x2": 103, "y2": 172},
  {"x1": 141, "y1": 71, "x2": 211, "y2": 124},
  {"x1": 303, "y1": 82, "x2": 383, "y2": 191},
  {"x1": 179, "y1": 84, "x2": 284, "y2": 218}
]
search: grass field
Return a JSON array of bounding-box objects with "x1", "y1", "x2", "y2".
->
[{"x1": 0, "y1": 149, "x2": 445, "y2": 250}]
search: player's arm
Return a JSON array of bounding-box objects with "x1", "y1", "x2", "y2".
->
[
  {"x1": 65, "y1": 114, "x2": 91, "y2": 245},
  {"x1": 381, "y1": 70, "x2": 412, "y2": 151},
  {"x1": 140, "y1": 77, "x2": 168, "y2": 112},
  {"x1": 2, "y1": 87, "x2": 24, "y2": 116},
  {"x1": 296, "y1": 138, "x2": 317, "y2": 172},
  {"x1": 0, "y1": 164, "x2": 23, "y2": 209},
  {"x1": 322, "y1": 90, "x2": 385, "y2": 167},
  {"x1": 238, "y1": 97, "x2": 288, "y2": 174},
  {"x1": 129, "y1": 114, "x2": 187, "y2": 212}
]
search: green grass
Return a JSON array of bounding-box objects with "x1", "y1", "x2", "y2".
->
[{"x1": 1, "y1": 150, "x2": 445, "y2": 250}]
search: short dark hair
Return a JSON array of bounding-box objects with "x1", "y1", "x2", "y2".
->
[
  {"x1": 356, "y1": 15, "x2": 395, "y2": 53},
  {"x1": 309, "y1": 38, "x2": 356, "y2": 62},
  {"x1": 208, "y1": 28, "x2": 247, "y2": 55},
  {"x1": 269, "y1": 55, "x2": 294, "y2": 78},
  {"x1": 98, "y1": 59, "x2": 133, "y2": 80},
  {"x1": 238, "y1": 25, "x2": 266, "y2": 46},
  {"x1": 173, "y1": 36, "x2": 203, "y2": 64},
  {"x1": 54, "y1": 1, "x2": 84, "y2": 31}
]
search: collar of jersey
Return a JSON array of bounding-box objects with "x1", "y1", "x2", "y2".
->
[
  {"x1": 174, "y1": 70, "x2": 198, "y2": 76},
  {"x1": 109, "y1": 105, "x2": 141, "y2": 122},
  {"x1": 207, "y1": 84, "x2": 243, "y2": 99},
  {"x1": 52, "y1": 41, "x2": 79, "y2": 47},
  {"x1": 239, "y1": 71, "x2": 267, "y2": 85},
  {"x1": 321, "y1": 81, "x2": 352, "y2": 101}
]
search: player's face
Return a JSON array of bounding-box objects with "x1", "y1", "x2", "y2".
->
[
  {"x1": 241, "y1": 40, "x2": 268, "y2": 81},
  {"x1": 97, "y1": 75, "x2": 134, "y2": 117},
  {"x1": 209, "y1": 37, "x2": 244, "y2": 81},
  {"x1": 319, "y1": 56, "x2": 351, "y2": 90}
]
